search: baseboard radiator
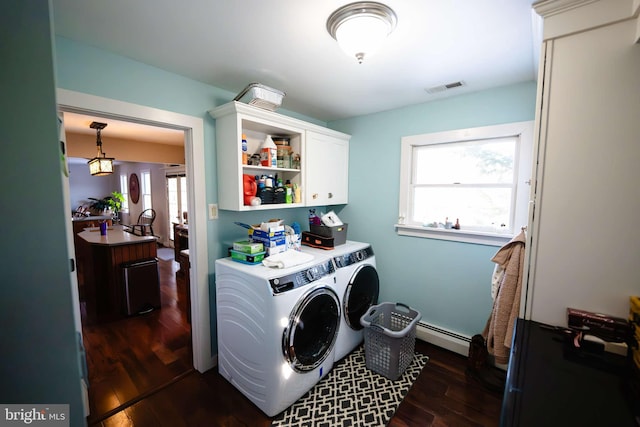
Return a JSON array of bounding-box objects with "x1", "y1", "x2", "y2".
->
[{"x1": 415, "y1": 321, "x2": 471, "y2": 357}]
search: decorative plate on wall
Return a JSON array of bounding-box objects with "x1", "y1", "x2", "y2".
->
[{"x1": 129, "y1": 173, "x2": 140, "y2": 204}]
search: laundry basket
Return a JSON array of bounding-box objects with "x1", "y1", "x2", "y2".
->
[{"x1": 360, "y1": 302, "x2": 422, "y2": 380}]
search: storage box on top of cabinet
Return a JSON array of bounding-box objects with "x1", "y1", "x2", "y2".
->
[{"x1": 209, "y1": 101, "x2": 350, "y2": 211}]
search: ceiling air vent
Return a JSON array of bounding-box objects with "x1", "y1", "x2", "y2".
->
[{"x1": 425, "y1": 81, "x2": 466, "y2": 94}]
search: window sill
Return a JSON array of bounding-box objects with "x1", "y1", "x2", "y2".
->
[{"x1": 394, "y1": 224, "x2": 512, "y2": 247}]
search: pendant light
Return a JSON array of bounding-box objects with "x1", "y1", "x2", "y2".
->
[
  {"x1": 326, "y1": 2, "x2": 397, "y2": 64},
  {"x1": 87, "y1": 121, "x2": 114, "y2": 176}
]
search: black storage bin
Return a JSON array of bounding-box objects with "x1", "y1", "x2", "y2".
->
[{"x1": 309, "y1": 223, "x2": 348, "y2": 246}]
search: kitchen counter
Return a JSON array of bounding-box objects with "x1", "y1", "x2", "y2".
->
[
  {"x1": 72, "y1": 214, "x2": 113, "y2": 222},
  {"x1": 78, "y1": 225, "x2": 156, "y2": 246},
  {"x1": 77, "y1": 225, "x2": 158, "y2": 323}
]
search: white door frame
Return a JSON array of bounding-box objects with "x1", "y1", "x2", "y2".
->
[{"x1": 57, "y1": 88, "x2": 214, "y2": 373}]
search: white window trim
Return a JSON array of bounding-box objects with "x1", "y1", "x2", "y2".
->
[
  {"x1": 119, "y1": 173, "x2": 129, "y2": 213},
  {"x1": 141, "y1": 169, "x2": 152, "y2": 212},
  {"x1": 396, "y1": 121, "x2": 533, "y2": 246}
]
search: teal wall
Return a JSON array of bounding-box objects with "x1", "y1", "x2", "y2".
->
[
  {"x1": 0, "y1": 1, "x2": 84, "y2": 426},
  {"x1": 328, "y1": 81, "x2": 537, "y2": 334},
  {"x1": 56, "y1": 37, "x2": 536, "y2": 348}
]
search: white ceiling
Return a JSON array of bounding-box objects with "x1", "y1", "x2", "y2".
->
[{"x1": 52, "y1": 0, "x2": 541, "y2": 124}]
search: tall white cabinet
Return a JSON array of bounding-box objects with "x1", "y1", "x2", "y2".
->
[
  {"x1": 523, "y1": 0, "x2": 640, "y2": 326},
  {"x1": 209, "y1": 102, "x2": 350, "y2": 211}
]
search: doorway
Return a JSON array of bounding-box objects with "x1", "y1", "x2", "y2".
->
[
  {"x1": 67, "y1": 154, "x2": 192, "y2": 422},
  {"x1": 57, "y1": 88, "x2": 213, "y2": 419}
]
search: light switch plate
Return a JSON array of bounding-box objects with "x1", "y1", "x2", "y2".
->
[{"x1": 208, "y1": 203, "x2": 218, "y2": 220}]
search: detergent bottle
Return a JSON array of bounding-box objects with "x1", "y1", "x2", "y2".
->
[{"x1": 260, "y1": 135, "x2": 277, "y2": 168}]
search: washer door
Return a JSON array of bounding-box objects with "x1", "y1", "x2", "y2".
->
[
  {"x1": 283, "y1": 286, "x2": 340, "y2": 372},
  {"x1": 344, "y1": 264, "x2": 380, "y2": 331}
]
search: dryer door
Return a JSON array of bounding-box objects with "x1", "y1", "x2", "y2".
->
[
  {"x1": 283, "y1": 286, "x2": 340, "y2": 372},
  {"x1": 344, "y1": 264, "x2": 380, "y2": 331}
]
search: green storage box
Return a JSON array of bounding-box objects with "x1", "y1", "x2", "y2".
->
[
  {"x1": 233, "y1": 240, "x2": 264, "y2": 254},
  {"x1": 230, "y1": 249, "x2": 265, "y2": 265}
]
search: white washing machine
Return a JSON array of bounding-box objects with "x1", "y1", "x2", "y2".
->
[
  {"x1": 215, "y1": 254, "x2": 340, "y2": 417},
  {"x1": 302, "y1": 241, "x2": 379, "y2": 361}
]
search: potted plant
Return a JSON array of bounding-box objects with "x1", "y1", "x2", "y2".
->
[{"x1": 89, "y1": 191, "x2": 125, "y2": 222}]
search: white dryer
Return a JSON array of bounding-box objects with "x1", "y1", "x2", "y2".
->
[
  {"x1": 215, "y1": 254, "x2": 340, "y2": 417},
  {"x1": 302, "y1": 241, "x2": 379, "y2": 361}
]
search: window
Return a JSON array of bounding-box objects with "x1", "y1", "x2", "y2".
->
[
  {"x1": 119, "y1": 174, "x2": 129, "y2": 212},
  {"x1": 397, "y1": 121, "x2": 533, "y2": 245},
  {"x1": 141, "y1": 170, "x2": 152, "y2": 212}
]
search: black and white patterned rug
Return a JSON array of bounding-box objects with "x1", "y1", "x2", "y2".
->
[{"x1": 271, "y1": 346, "x2": 429, "y2": 427}]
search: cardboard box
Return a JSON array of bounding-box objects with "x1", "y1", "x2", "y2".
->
[
  {"x1": 250, "y1": 234, "x2": 286, "y2": 248},
  {"x1": 233, "y1": 240, "x2": 264, "y2": 254},
  {"x1": 230, "y1": 250, "x2": 265, "y2": 265},
  {"x1": 265, "y1": 245, "x2": 287, "y2": 256},
  {"x1": 248, "y1": 228, "x2": 285, "y2": 240}
]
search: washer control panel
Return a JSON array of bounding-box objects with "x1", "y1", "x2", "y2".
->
[
  {"x1": 333, "y1": 246, "x2": 374, "y2": 269},
  {"x1": 270, "y1": 260, "x2": 335, "y2": 294}
]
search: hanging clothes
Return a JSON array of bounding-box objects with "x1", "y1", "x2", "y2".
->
[
  {"x1": 490, "y1": 263, "x2": 505, "y2": 301},
  {"x1": 483, "y1": 229, "x2": 526, "y2": 364}
]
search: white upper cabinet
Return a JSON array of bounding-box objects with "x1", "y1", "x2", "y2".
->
[
  {"x1": 305, "y1": 131, "x2": 349, "y2": 206},
  {"x1": 209, "y1": 102, "x2": 350, "y2": 211}
]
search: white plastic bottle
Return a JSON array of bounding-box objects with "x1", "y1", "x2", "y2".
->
[{"x1": 260, "y1": 134, "x2": 277, "y2": 168}]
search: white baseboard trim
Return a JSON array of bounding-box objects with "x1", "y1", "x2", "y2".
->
[{"x1": 415, "y1": 321, "x2": 471, "y2": 357}]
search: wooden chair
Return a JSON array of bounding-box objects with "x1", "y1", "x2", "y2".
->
[{"x1": 124, "y1": 209, "x2": 156, "y2": 236}]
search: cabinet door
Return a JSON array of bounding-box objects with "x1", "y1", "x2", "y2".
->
[{"x1": 305, "y1": 131, "x2": 349, "y2": 206}]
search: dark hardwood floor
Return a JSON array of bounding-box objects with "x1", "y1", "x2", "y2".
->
[
  {"x1": 81, "y1": 253, "x2": 193, "y2": 425},
  {"x1": 83, "y1": 252, "x2": 503, "y2": 426}
]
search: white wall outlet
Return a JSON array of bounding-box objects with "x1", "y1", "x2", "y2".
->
[{"x1": 208, "y1": 203, "x2": 218, "y2": 220}]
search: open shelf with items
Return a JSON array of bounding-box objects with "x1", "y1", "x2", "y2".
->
[
  {"x1": 209, "y1": 101, "x2": 350, "y2": 211},
  {"x1": 209, "y1": 102, "x2": 304, "y2": 211}
]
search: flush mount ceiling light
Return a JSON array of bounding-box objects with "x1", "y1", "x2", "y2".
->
[
  {"x1": 87, "y1": 121, "x2": 114, "y2": 176},
  {"x1": 326, "y1": 1, "x2": 397, "y2": 64}
]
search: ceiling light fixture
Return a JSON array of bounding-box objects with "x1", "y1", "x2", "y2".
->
[
  {"x1": 326, "y1": 1, "x2": 397, "y2": 64},
  {"x1": 87, "y1": 121, "x2": 114, "y2": 176}
]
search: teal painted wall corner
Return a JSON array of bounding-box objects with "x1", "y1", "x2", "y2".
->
[{"x1": 1, "y1": 1, "x2": 84, "y2": 425}]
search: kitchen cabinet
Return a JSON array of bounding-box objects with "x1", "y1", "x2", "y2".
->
[
  {"x1": 305, "y1": 131, "x2": 349, "y2": 206},
  {"x1": 72, "y1": 215, "x2": 113, "y2": 299},
  {"x1": 209, "y1": 101, "x2": 350, "y2": 211},
  {"x1": 76, "y1": 226, "x2": 157, "y2": 323}
]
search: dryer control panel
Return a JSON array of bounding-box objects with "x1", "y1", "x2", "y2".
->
[
  {"x1": 333, "y1": 246, "x2": 374, "y2": 269},
  {"x1": 269, "y1": 260, "x2": 335, "y2": 294}
]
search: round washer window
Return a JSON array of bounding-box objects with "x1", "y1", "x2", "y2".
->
[
  {"x1": 344, "y1": 264, "x2": 380, "y2": 330},
  {"x1": 283, "y1": 287, "x2": 340, "y2": 372}
]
